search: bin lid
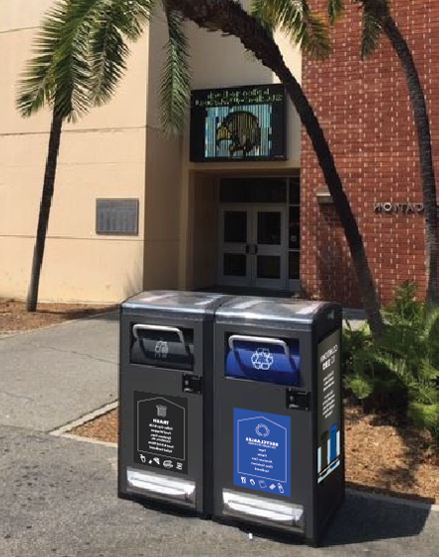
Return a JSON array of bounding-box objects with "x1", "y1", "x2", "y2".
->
[
  {"x1": 215, "y1": 297, "x2": 333, "y2": 325},
  {"x1": 122, "y1": 291, "x2": 226, "y2": 316}
]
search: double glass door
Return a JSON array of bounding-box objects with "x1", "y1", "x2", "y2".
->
[{"x1": 219, "y1": 205, "x2": 287, "y2": 289}]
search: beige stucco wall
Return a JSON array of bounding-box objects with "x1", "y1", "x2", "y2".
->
[
  {"x1": 0, "y1": 1, "x2": 302, "y2": 302},
  {"x1": 143, "y1": 13, "x2": 183, "y2": 291},
  {"x1": 0, "y1": 1, "x2": 149, "y2": 303}
]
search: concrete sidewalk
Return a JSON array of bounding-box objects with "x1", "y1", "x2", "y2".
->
[{"x1": 0, "y1": 312, "x2": 119, "y2": 431}]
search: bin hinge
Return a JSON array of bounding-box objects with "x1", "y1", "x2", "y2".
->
[
  {"x1": 286, "y1": 389, "x2": 311, "y2": 411},
  {"x1": 182, "y1": 374, "x2": 202, "y2": 394}
]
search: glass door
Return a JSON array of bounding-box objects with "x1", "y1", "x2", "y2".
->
[
  {"x1": 219, "y1": 206, "x2": 252, "y2": 286},
  {"x1": 251, "y1": 206, "x2": 288, "y2": 289},
  {"x1": 218, "y1": 177, "x2": 298, "y2": 292}
]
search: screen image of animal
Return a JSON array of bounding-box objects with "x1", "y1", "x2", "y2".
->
[{"x1": 216, "y1": 111, "x2": 262, "y2": 157}]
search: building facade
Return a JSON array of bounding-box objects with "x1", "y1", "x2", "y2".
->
[
  {"x1": 0, "y1": 1, "x2": 437, "y2": 306},
  {"x1": 301, "y1": 0, "x2": 439, "y2": 306}
]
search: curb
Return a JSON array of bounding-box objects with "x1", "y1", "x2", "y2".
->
[
  {"x1": 59, "y1": 433, "x2": 118, "y2": 449},
  {"x1": 50, "y1": 400, "x2": 119, "y2": 437}
]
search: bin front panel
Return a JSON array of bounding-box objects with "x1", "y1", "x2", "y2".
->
[
  {"x1": 213, "y1": 377, "x2": 312, "y2": 534},
  {"x1": 119, "y1": 311, "x2": 208, "y2": 513}
]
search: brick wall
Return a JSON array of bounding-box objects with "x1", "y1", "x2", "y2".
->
[{"x1": 301, "y1": 0, "x2": 439, "y2": 307}]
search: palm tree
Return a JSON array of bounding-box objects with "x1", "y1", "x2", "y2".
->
[
  {"x1": 164, "y1": 0, "x2": 385, "y2": 337},
  {"x1": 17, "y1": 0, "x2": 149, "y2": 312},
  {"x1": 328, "y1": 0, "x2": 438, "y2": 308},
  {"x1": 37, "y1": 0, "x2": 385, "y2": 337},
  {"x1": 17, "y1": 1, "x2": 89, "y2": 311}
]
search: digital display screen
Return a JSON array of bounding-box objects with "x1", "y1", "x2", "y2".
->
[{"x1": 190, "y1": 84, "x2": 287, "y2": 162}]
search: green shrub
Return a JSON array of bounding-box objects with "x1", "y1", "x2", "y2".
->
[
  {"x1": 346, "y1": 374, "x2": 374, "y2": 400},
  {"x1": 408, "y1": 401, "x2": 438, "y2": 433},
  {"x1": 343, "y1": 281, "x2": 439, "y2": 433}
]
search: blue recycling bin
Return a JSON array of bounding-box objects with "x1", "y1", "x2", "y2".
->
[
  {"x1": 213, "y1": 297, "x2": 344, "y2": 546},
  {"x1": 225, "y1": 335, "x2": 300, "y2": 387}
]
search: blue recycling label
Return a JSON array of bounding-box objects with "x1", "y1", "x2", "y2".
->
[{"x1": 234, "y1": 408, "x2": 291, "y2": 497}]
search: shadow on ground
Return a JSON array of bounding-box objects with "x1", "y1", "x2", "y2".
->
[
  {"x1": 135, "y1": 491, "x2": 431, "y2": 548},
  {"x1": 323, "y1": 492, "x2": 430, "y2": 546}
]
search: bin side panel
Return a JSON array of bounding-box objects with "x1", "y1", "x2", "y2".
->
[{"x1": 315, "y1": 328, "x2": 345, "y2": 536}]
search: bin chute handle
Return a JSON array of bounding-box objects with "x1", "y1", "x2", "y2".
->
[
  {"x1": 132, "y1": 324, "x2": 185, "y2": 346},
  {"x1": 228, "y1": 335, "x2": 290, "y2": 358}
]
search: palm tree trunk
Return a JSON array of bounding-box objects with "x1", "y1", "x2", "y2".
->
[
  {"x1": 27, "y1": 112, "x2": 63, "y2": 312},
  {"x1": 380, "y1": 15, "x2": 438, "y2": 308},
  {"x1": 170, "y1": 0, "x2": 385, "y2": 337}
]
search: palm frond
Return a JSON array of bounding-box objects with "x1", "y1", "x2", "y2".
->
[
  {"x1": 422, "y1": 307, "x2": 439, "y2": 342},
  {"x1": 16, "y1": 1, "x2": 70, "y2": 117},
  {"x1": 18, "y1": 0, "x2": 159, "y2": 120},
  {"x1": 160, "y1": 7, "x2": 192, "y2": 136},
  {"x1": 360, "y1": 3, "x2": 383, "y2": 59},
  {"x1": 17, "y1": 0, "x2": 109, "y2": 120},
  {"x1": 70, "y1": 0, "x2": 157, "y2": 107},
  {"x1": 328, "y1": 0, "x2": 345, "y2": 25},
  {"x1": 250, "y1": 0, "x2": 331, "y2": 59},
  {"x1": 250, "y1": 0, "x2": 277, "y2": 35}
]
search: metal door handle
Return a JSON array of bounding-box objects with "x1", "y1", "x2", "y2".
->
[
  {"x1": 228, "y1": 334, "x2": 290, "y2": 358},
  {"x1": 132, "y1": 324, "x2": 185, "y2": 345},
  {"x1": 245, "y1": 245, "x2": 258, "y2": 255}
]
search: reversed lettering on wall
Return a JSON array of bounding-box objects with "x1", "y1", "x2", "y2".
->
[{"x1": 374, "y1": 202, "x2": 439, "y2": 215}]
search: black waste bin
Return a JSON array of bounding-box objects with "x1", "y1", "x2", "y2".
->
[
  {"x1": 119, "y1": 291, "x2": 226, "y2": 515},
  {"x1": 212, "y1": 297, "x2": 344, "y2": 545}
]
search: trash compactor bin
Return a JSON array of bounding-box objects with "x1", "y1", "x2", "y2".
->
[
  {"x1": 119, "y1": 291, "x2": 226, "y2": 515},
  {"x1": 213, "y1": 297, "x2": 344, "y2": 545}
]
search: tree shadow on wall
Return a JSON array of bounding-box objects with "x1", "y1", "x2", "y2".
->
[{"x1": 302, "y1": 206, "x2": 367, "y2": 308}]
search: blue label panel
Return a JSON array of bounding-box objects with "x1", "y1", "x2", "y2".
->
[{"x1": 234, "y1": 408, "x2": 291, "y2": 497}]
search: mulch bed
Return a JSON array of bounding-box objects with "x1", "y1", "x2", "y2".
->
[
  {"x1": 0, "y1": 299, "x2": 116, "y2": 334},
  {"x1": 344, "y1": 406, "x2": 437, "y2": 503},
  {"x1": 72, "y1": 404, "x2": 438, "y2": 503}
]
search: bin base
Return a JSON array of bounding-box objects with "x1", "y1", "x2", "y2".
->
[{"x1": 118, "y1": 489, "x2": 211, "y2": 519}]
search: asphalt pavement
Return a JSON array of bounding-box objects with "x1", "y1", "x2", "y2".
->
[{"x1": 0, "y1": 315, "x2": 437, "y2": 556}]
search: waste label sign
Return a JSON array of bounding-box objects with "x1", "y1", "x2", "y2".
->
[
  {"x1": 134, "y1": 392, "x2": 187, "y2": 474},
  {"x1": 317, "y1": 329, "x2": 341, "y2": 483},
  {"x1": 234, "y1": 408, "x2": 290, "y2": 497}
]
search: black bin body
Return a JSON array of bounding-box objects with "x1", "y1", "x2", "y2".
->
[
  {"x1": 213, "y1": 297, "x2": 344, "y2": 545},
  {"x1": 119, "y1": 291, "x2": 226, "y2": 515}
]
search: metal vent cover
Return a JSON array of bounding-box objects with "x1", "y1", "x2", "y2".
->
[{"x1": 96, "y1": 199, "x2": 139, "y2": 236}]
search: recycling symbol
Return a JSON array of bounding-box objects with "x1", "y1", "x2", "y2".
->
[{"x1": 251, "y1": 348, "x2": 274, "y2": 371}]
